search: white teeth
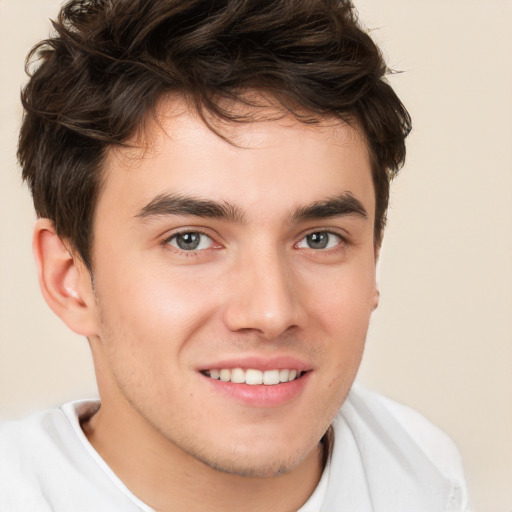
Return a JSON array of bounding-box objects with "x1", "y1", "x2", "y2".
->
[
  {"x1": 219, "y1": 369, "x2": 231, "y2": 382},
  {"x1": 205, "y1": 368, "x2": 303, "y2": 385},
  {"x1": 263, "y1": 369, "x2": 280, "y2": 385},
  {"x1": 279, "y1": 369, "x2": 289, "y2": 382},
  {"x1": 245, "y1": 369, "x2": 263, "y2": 385},
  {"x1": 231, "y1": 368, "x2": 245, "y2": 383}
]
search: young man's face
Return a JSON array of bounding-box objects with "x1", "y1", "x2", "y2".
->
[{"x1": 85, "y1": 98, "x2": 378, "y2": 477}]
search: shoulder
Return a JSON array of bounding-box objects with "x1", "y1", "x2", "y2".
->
[
  {"x1": 369, "y1": 389, "x2": 466, "y2": 485},
  {"x1": 0, "y1": 401, "x2": 99, "y2": 461},
  {"x1": 0, "y1": 406, "x2": 67, "y2": 462},
  {"x1": 328, "y1": 384, "x2": 470, "y2": 511},
  {"x1": 348, "y1": 385, "x2": 467, "y2": 480},
  {"x1": 0, "y1": 401, "x2": 105, "y2": 511},
  {"x1": 0, "y1": 407, "x2": 69, "y2": 511},
  {"x1": 0, "y1": 400, "x2": 149, "y2": 511}
]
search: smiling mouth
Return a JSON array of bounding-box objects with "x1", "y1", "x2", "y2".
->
[{"x1": 201, "y1": 368, "x2": 306, "y2": 385}]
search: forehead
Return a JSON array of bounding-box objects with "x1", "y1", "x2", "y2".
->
[
  {"x1": 99, "y1": 96, "x2": 375, "y2": 221},
  {"x1": 114, "y1": 95, "x2": 367, "y2": 159}
]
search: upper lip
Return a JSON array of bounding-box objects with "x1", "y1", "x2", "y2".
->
[{"x1": 196, "y1": 355, "x2": 313, "y2": 373}]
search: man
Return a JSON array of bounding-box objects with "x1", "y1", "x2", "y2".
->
[{"x1": 0, "y1": 0, "x2": 469, "y2": 510}]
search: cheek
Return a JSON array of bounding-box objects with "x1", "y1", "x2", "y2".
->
[
  {"x1": 307, "y1": 263, "x2": 375, "y2": 390},
  {"x1": 93, "y1": 264, "x2": 231, "y2": 411},
  {"x1": 93, "y1": 272, "x2": 205, "y2": 418},
  {"x1": 99, "y1": 261, "x2": 221, "y2": 336},
  {"x1": 310, "y1": 263, "x2": 376, "y2": 337}
]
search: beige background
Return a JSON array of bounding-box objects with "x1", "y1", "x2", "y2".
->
[{"x1": 1, "y1": 1, "x2": 511, "y2": 510}]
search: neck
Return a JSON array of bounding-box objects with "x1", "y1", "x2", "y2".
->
[{"x1": 81, "y1": 396, "x2": 324, "y2": 512}]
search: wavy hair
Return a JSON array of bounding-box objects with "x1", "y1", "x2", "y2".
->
[{"x1": 19, "y1": 0, "x2": 411, "y2": 269}]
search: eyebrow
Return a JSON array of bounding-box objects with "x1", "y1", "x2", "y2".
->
[
  {"x1": 289, "y1": 192, "x2": 368, "y2": 223},
  {"x1": 136, "y1": 193, "x2": 246, "y2": 223},
  {"x1": 135, "y1": 192, "x2": 367, "y2": 224}
]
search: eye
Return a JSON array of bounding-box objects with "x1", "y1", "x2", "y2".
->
[
  {"x1": 166, "y1": 231, "x2": 214, "y2": 251},
  {"x1": 296, "y1": 231, "x2": 342, "y2": 250}
]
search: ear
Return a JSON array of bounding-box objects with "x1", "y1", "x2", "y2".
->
[
  {"x1": 33, "y1": 218, "x2": 98, "y2": 336},
  {"x1": 372, "y1": 288, "x2": 380, "y2": 311},
  {"x1": 372, "y1": 241, "x2": 381, "y2": 311}
]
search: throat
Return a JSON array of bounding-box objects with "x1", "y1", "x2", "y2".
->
[{"x1": 167, "y1": 442, "x2": 326, "y2": 512}]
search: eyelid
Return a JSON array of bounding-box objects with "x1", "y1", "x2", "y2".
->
[
  {"x1": 162, "y1": 228, "x2": 222, "y2": 254},
  {"x1": 294, "y1": 229, "x2": 348, "y2": 250}
]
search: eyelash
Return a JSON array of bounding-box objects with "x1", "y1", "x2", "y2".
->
[
  {"x1": 161, "y1": 230, "x2": 218, "y2": 256},
  {"x1": 296, "y1": 230, "x2": 348, "y2": 252},
  {"x1": 162, "y1": 228, "x2": 348, "y2": 257}
]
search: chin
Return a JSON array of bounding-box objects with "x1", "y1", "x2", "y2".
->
[
  {"x1": 184, "y1": 433, "x2": 316, "y2": 478},
  {"x1": 199, "y1": 451, "x2": 303, "y2": 478}
]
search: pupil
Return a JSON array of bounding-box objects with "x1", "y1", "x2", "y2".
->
[
  {"x1": 177, "y1": 232, "x2": 201, "y2": 250},
  {"x1": 307, "y1": 232, "x2": 328, "y2": 249}
]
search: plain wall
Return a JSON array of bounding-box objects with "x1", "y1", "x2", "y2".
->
[{"x1": 1, "y1": 1, "x2": 511, "y2": 511}]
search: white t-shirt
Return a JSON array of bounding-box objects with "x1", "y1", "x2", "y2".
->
[{"x1": 0, "y1": 384, "x2": 470, "y2": 511}]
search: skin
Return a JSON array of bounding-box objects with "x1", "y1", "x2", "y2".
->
[{"x1": 34, "y1": 98, "x2": 379, "y2": 512}]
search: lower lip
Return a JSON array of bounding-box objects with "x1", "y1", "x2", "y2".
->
[{"x1": 202, "y1": 372, "x2": 311, "y2": 408}]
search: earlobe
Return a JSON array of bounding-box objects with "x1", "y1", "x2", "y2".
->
[
  {"x1": 372, "y1": 288, "x2": 380, "y2": 311},
  {"x1": 33, "y1": 218, "x2": 97, "y2": 336},
  {"x1": 373, "y1": 242, "x2": 381, "y2": 311}
]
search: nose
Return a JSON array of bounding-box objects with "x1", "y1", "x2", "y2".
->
[{"x1": 222, "y1": 248, "x2": 305, "y2": 340}]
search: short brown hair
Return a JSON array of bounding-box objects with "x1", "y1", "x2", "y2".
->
[{"x1": 18, "y1": 0, "x2": 411, "y2": 270}]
